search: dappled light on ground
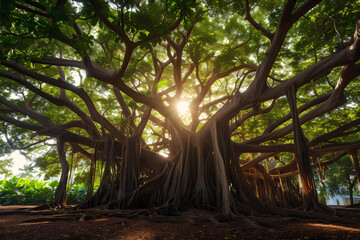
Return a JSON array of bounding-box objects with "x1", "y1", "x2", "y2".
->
[
  {"x1": 18, "y1": 221, "x2": 50, "y2": 226},
  {"x1": 306, "y1": 223, "x2": 360, "y2": 233},
  {"x1": 120, "y1": 230, "x2": 157, "y2": 240}
]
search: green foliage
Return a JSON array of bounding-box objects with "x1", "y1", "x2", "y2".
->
[
  {"x1": 0, "y1": 177, "x2": 52, "y2": 205},
  {"x1": 66, "y1": 183, "x2": 88, "y2": 204},
  {"x1": 0, "y1": 177, "x2": 89, "y2": 205},
  {"x1": 325, "y1": 155, "x2": 359, "y2": 197},
  {"x1": 0, "y1": 158, "x2": 13, "y2": 180}
]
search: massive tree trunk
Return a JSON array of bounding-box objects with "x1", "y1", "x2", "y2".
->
[{"x1": 72, "y1": 121, "x2": 271, "y2": 221}]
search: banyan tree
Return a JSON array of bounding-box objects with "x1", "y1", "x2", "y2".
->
[{"x1": 1, "y1": 0, "x2": 360, "y2": 223}]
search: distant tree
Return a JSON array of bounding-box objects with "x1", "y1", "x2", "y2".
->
[{"x1": 326, "y1": 155, "x2": 359, "y2": 205}]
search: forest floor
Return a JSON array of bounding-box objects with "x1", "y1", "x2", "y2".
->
[{"x1": 1, "y1": 205, "x2": 360, "y2": 240}]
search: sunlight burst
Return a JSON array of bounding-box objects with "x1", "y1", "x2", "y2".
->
[{"x1": 176, "y1": 100, "x2": 189, "y2": 115}]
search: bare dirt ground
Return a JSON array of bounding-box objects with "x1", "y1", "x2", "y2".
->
[{"x1": 1, "y1": 205, "x2": 360, "y2": 240}]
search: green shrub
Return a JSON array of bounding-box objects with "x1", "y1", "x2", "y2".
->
[
  {"x1": 66, "y1": 183, "x2": 87, "y2": 204},
  {"x1": 0, "y1": 177, "x2": 90, "y2": 205}
]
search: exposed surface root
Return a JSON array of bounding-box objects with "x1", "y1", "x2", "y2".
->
[
  {"x1": 32, "y1": 203, "x2": 69, "y2": 211},
  {"x1": 3, "y1": 205, "x2": 360, "y2": 232},
  {"x1": 10, "y1": 207, "x2": 265, "y2": 230},
  {"x1": 22, "y1": 214, "x2": 91, "y2": 223},
  {"x1": 233, "y1": 215, "x2": 265, "y2": 230},
  {"x1": 346, "y1": 203, "x2": 360, "y2": 208},
  {"x1": 266, "y1": 205, "x2": 360, "y2": 224}
]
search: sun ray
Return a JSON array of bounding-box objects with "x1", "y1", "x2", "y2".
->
[{"x1": 176, "y1": 101, "x2": 189, "y2": 115}]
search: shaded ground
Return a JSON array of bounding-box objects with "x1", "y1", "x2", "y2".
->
[{"x1": 0, "y1": 206, "x2": 360, "y2": 239}]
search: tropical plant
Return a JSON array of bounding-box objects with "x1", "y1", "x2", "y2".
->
[
  {"x1": 0, "y1": 158, "x2": 13, "y2": 180},
  {"x1": 0, "y1": 177, "x2": 88, "y2": 205}
]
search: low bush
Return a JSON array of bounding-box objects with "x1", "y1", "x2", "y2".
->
[{"x1": 0, "y1": 177, "x2": 91, "y2": 205}]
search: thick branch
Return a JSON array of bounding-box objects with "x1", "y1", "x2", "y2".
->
[
  {"x1": 0, "y1": 113, "x2": 45, "y2": 131},
  {"x1": 264, "y1": 92, "x2": 331, "y2": 134},
  {"x1": 2, "y1": 61, "x2": 126, "y2": 140},
  {"x1": 0, "y1": 69, "x2": 100, "y2": 138},
  {"x1": 245, "y1": 63, "x2": 360, "y2": 145},
  {"x1": 244, "y1": 0, "x2": 274, "y2": 40},
  {"x1": 310, "y1": 118, "x2": 360, "y2": 146},
  {"x1": 0, "y1": 95, "x2": 48, "y2": 124},
  {"x1": 88, "y1": 0, "x2": 131, "y2": 45}
]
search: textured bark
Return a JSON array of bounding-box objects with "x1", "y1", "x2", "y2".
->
[
  {"x1": 286, "y1": 85, "x2": 320, "y2": 211},
  {"x1": 349, "y1": 177, "x2": 354, "y2": 205},
  {"x1": 52, "y1": 137, "x2": 69, "y2": 207},
  {"x1": 349, "y1": 150, "x2": 360, "y2": 186}
]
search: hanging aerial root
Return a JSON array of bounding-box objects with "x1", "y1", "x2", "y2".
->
[
  {"x1": 210, "y1": 122, "x2": 236, "y2": 219},
  {"x1": 107, "y1": 161, "x2": 173, "y2": 210}
]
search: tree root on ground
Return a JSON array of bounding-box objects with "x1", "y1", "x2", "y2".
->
[
  {"x1": 3, "y1": 205, "x2": 360, "y2": 228},
  {"x1": 22, "y1": 214, "x2": 91, "y2": 223},
  {"x1": 346, "y1": 203, "x2": 360, "y2": 208},
  {"x1": 266, "y1": 205, "x2": 360, "y2": 224}
]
